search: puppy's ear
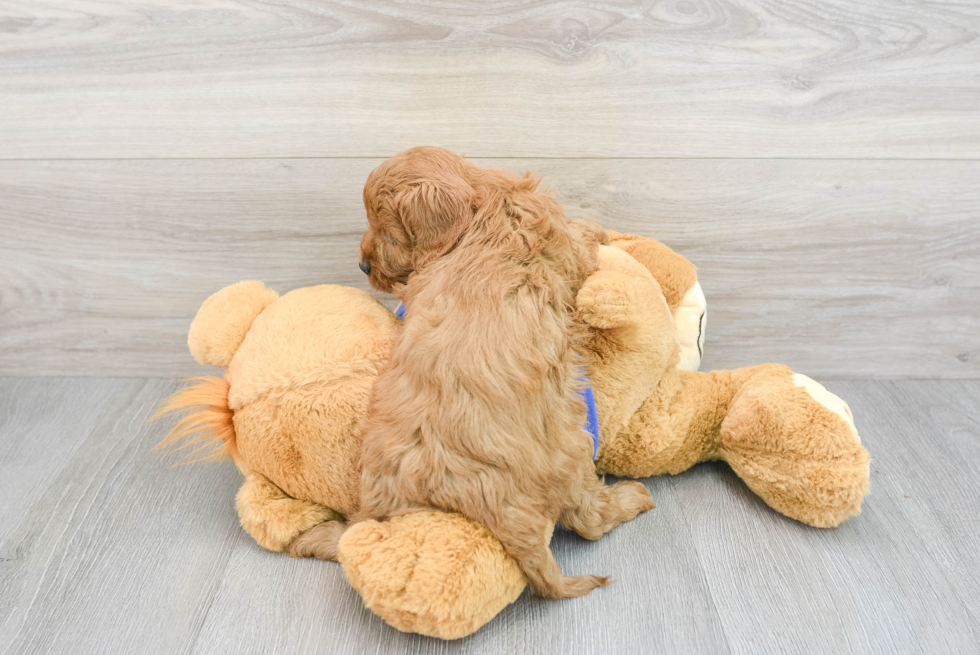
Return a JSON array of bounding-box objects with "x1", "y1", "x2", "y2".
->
[{"x1": 395, "y1": 179, "x2": 475, "y2": 265}]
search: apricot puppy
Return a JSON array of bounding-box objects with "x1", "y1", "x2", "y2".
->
[{"x1": 306, "y1": 147, "x2": 653, "y2": 599}]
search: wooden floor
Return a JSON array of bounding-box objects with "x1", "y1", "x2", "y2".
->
[{"x1": 0, "y1": 377, "x2": 977, "y2": 654}]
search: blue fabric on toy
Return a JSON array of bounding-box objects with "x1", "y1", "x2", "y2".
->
[{"x1": 393, "y1": 302, "x2": 599, "y2": 460}]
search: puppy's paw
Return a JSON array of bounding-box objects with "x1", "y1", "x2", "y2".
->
[
  {"x1": 577, "y1": 271, "x2": 638, "y2": 329},
  {"x1": 612, "y1": 480, "x2": 656, "y2": 518}
]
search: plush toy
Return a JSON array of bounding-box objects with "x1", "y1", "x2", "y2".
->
[{"x1": 157, "y1": 232, "x2": 869, "y2": 640}]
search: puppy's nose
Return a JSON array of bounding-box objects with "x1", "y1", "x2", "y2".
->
[{"x1": 359, "y1": 260, "x2": 372, "y2": 275}]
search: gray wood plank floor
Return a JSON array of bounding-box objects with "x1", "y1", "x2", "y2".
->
[{"x1": 1, "y1": 378, "x2": 977, "y2": 654}]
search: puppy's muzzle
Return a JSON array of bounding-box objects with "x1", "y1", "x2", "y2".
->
[{"x1": 359, "y1": 261, "x2": 372, "y2": 275}]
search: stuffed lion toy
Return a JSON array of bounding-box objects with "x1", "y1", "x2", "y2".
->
[{"x1": 157, "y1": 232, "x2": 869, "y2": 639}]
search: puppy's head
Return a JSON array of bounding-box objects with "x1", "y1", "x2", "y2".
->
[{"x1": 360, "y1": 147, "x2": 476, "y2": 292}]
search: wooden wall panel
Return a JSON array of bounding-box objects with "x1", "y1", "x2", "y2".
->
[
  {"x1": 1, "y1": 0, "x2": 979, "y2": 159},
  {"x1": 1, "y1": 158, "x2": 976, "y2": 377}
]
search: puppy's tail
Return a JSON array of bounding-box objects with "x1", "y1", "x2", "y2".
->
[{"x1": 151, "y1": 377, "x2": 238, "y2": 464}]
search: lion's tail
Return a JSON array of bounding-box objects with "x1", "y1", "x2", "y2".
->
[
  {"x1": 152, "y1": 376, "x2": 238, "y2": 464},
  {"x1": 151, "y1": 281, "x2": 279, "y2": 465}
]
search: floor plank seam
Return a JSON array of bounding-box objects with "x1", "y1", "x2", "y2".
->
[
  {"x1": 183, "y1": 537, "x2": 243, "y2": 655},
  {"x1": 667, "y1": 497, "x2": 737, "y2": 655}
]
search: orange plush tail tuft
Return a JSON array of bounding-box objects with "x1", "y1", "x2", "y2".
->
[{"x1": 151, "y1": 377, "x2": 238, "y2": 463}]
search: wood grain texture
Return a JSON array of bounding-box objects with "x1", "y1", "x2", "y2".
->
[
  {"x1": 1, "y1": 158, "x2": 977, "y2": 378},
  {"x1": 0, "y1": 378, "x2": 244, "y2": 655},
  {"x1": 671, "y1": 379, "x2": 980, "y2": 653},
  {"x1": 1, "y1": 0, "x2": 980, "y2": 159},
  {"x1": 0, "y1": 378, "x2": 137, "y2": 546},
  {"x1": 1, "y1": 378, "x2": 978, "y2": 653},
  {"x1": 834, "y1": 380, "x2": 980, "y2": 629}
]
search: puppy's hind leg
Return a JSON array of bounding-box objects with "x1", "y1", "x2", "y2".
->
[
  {"x1": 560, "y1": 472, "x2": 654, "y2": 541},
  {"x1": 490, "y1": 507, "x2": 608, "y2": 599},
  {"x1": 288, "y1": 520, "x2": 348, "y2": 561},
  {"x1": 236, "y1": 473, "x2": 341, "y2": 552},
  {"x1": 288, "y1": 493, "x2": 399, "y2": 561}
]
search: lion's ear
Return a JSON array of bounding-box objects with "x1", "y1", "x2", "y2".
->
[{"x1": 395, "y1": 179, "x2": 474, "y2": 263}]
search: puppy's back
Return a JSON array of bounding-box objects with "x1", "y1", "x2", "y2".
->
[{"x1": 361, "y1": 221, "x2": 599, "y2": 510}]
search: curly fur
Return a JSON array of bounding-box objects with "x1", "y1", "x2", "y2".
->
[{"x1": 337, "y1": 147, "x2": 654, "y2": 599}]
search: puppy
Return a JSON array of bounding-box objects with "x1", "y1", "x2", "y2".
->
[{"x1": 296, "y1": 147, "x2": 653, "y2": 599}]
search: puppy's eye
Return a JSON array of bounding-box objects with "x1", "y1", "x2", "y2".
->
[{"x1": 384, "y1": 234, "x2": 399, "y2": 247}]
